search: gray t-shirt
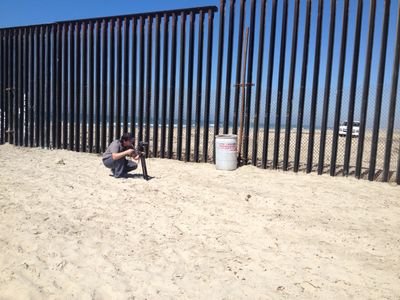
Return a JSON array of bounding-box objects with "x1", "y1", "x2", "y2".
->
[{"x1": 103, "y1": 140, "x2": 124, "y2": 160}]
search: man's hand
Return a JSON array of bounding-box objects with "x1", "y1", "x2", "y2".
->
[{"x1": 112, "y1": 148, "x2": 135, "y2": 161}]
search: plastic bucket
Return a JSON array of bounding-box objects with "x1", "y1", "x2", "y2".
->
[{"x1": 215, "y1": 134, "x2": 238, "y2": 171}]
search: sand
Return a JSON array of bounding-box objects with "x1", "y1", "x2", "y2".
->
[{"x1": 0, "y1": 143, "x2": 399, "y2": 299}]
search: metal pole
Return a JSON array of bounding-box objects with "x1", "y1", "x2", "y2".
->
[
  {"x1": 343, "y1": 0, "x2": 363, "y2": 176},
  {"x1": 293, "y1": 0, "x2": 312, "y2": 173},
  {"x1": 62, "y1": 24, "x2": 68, "y2": 149},
  {"x1": 69, "y1": 23, "x2": 75, "y2": 151},
  {"x1": 115, "y1": 18, "x2": 122, "y2": 140},
  {"x1": 251, "y1": 0, "x2": 267, "y2": 166},
  {"x1": 383, "y1": 0, "x2": 400, "y2": 182},
  {"x1": 306, "y1": 0, "x2": 324, "y2": 173},
  {"x1": 177, "y1": 12, "x2": 186, "y2": 160},
  {"x1": 81, "y1": 22, "x2": 88, "y2": 151},
  {"x1": 203, "y1": 9, "x2": 214, "y2": 162},
  {"x1": 94, "y1": 20, "x2": 101, "y2": 153},
  {"x1": 14, "y1": 29, "x2": 19, "y2": 146},
  {"x1": 51, "y1": 26, "x2": 57, "y2": 148},
  {"x1": 355, "y1": 0, "x2": 376, "y2": 178},
  {"x1": 242, "y1": 0, "x2": 256, "y2": 163},
  {"x1": 368, "y1": 0, "x2": 391, "y2": 181},
  {"x1": 185, "y1": 12, "x2": 195, "y2": 162},
  {"x1": 101, "y1": 20, "x2": 108, "y2": 153},
  {"x1": 329, "y1": 0, "x2": 349, "y2": 176},
  {"x1": 194, "y1": 10, "x2": 204, "y2": 162},
  {"x1": 223, "y1": 0, "x2": 235, "y2": 134},
  {"x1": 161, "y1": 14, "x2": 169, "y2": 158},
  {"x1": 232, "y1": 0, "x2": 245, "y2": 135},
  {"x1": 318, "y1": 0, "x2": 337, "y2": 175},
  {"x1": 168, "y1": 13, "x2": 177, "y2": 159},
  {"x1": 273, "y1": 0, "x2": 289, "y2": 169},
  {"x1": 146, "y1": 16, "x2": 153, "y2": 156},
  {"x1": 74, "y1": 22, "x2": 81, "y2": 151},
  {"x1": 108, "y1": 19, "x2": 115, "y2": 144},
  {"x1": 31, "y1": 27, "x2": 36, "y2": 147},
  {"x1": 123, "y1": 17, "x2": 130, "y2": 134},
  {"x1": 261, "y1": 0, "x2": 278, "y2": 169},
  {"x1": 40, "y1": 26, "x2": 45, "y2": 147},
  {"x1": 0, "y1": 30, "x2": 4, "y2": 144},
  {"x1": 138, "y1": 16, "x2": 145, "y2": 142},
  {"x1": 153, "y1": 15, "x2": 161, "y2": 157},
  {"x1": 213, "y1": 0, "x2": 226, "y2": 162},
  {"x1": 130, "y1": 17, "x2": 137, "y2": 140},
  {"x1": 88, "y1": 21, "x2": 94, "y2": 152},
  {"x1": 283, "y1": 0, "x2": 300, "y2": 171}
]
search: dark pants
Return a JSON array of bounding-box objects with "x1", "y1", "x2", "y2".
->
[{"x1": 103, "y1": 157, "x2": 137, "y2": 178}]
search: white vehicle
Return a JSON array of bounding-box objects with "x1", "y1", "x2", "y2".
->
[{"x1": 339, "y1": 121, "x2": 360, "y2": 137}]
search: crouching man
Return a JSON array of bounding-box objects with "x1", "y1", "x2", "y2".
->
[{"x1": 102, "y1": 133, "x2": 140, "y2": 178}]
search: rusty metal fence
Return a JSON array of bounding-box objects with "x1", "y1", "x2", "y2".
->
[{"x1": 0, "y1": 1, "x2": 400, "y2": 184}]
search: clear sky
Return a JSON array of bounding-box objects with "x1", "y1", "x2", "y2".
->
[{"x1": 1, "y1": 0, "x2": 399, "y2": 129}]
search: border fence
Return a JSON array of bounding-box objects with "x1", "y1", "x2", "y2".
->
[{"x1": 0, "y1": 0, "x2": 399, "y2": 184}]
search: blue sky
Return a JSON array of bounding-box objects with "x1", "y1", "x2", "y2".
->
[{"x1": 1, "y1": 0, "x2": 399, "y2": 129}]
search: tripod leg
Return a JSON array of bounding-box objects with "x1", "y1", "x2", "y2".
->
[{"x1": 141, "y1": 156, "x2": 149, "y2": 180}]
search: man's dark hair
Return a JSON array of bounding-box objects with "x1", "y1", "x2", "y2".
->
[{"x1": 120, "y1": 132, "x2": 134, "y2": 143}]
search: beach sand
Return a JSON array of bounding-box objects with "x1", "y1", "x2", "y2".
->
[{"x1": 0, "y1": 143, "x2": 399, "y2": 299}]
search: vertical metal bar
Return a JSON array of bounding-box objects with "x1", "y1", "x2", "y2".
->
[
  {"x1": 383, "y1": 1, "x2": 400, "y2": 182},
  {"x1": 81, "y1": 22, "x2": 88, "y2": 151},
  {"x1": 62, "y1": 24, "x2": 68, "y2": 149},
  {"x1": 305, "y1": 0, "x2": 324, "y2": 173},
  {"x1": 177, "y1": 12, "x2": 186, "y2": 160},
  {"x1": 30, "y1": 28, "x2": 35, "y2": 147},
  {"x1": 4, "y1": 30, "x2": 8, "y2": 144},
  {"x1": 355, "y1": 0, "x2": 376, "y2": 178},
  {"x1": 56, "y1": 25, "x2": 62, "y2": 148},
  {"x1": 13, "y1": 29, "x2": 20, "y2": 145},
  {"x1": 46, "y1": 26, "x2": 51, "y2": 148},
  {"x1": 51, "y1": 26, "x2": 57, "y2": 148},
  {"x1": 95, "y1": 20, "x2": 101, "y2": 153},
  {"x1": 242, "y1": 0, "x2": 256, "y2": 163},
  {"x1": 273, "y1": 0, "x2": 289, "y2": 169},
  {"x1": 397, "y1": 142, "x2": 400, "y2": 184},
  {"x1": 115, "y1": 19, "x2": 122, "y2": 139},
  {"x1": 146, "y1": 16, "x2": 153, "y2": 156},
  {"x1": 101, "y1": 20, "x2": 108, "y2": 153},
  {"x1": 261, "y1": 0, "x2": 278, "y2": 168},
  {"x1": 251, "y1": 0, "x2": 267, "y2": 166},
  {"x1": 213, "y1": 0, "x2": 226, "y2": 162},
  {"x1": 283, "y1": 0, "x2": 300, "y2": 171},
  {"x1": 185, "y1": 12, "x2": 195, "y2": 162},
  {"x1": 0, "y1": 30, "x2": 3, "y2": 145},
  {"x1": 368, "y1": 0, "x2": 391, "y2": 181},
  {"x1": 194, "y1": 11, "x2": 205, "y2": 162},
  {"x1": 343, "y1": 0, "x2": 363, "y2": 176},
  {"x1": 233, "y1": 0, "x2": 246, "y2": 135},
  {"x1": 34, "y1": 27, "x2": 40, "y2": 147},
  {"x1": 18, "y1": 27, "x2": 24, "y2": 146},
  {"x1": 138, "y1": 16, "x2": 145, "y2": 142},
  {"x1": 293, "y1": 0, "x2": 312, "y2": 173},
  {"x1": 69, "y1": 23, "x2": 75, "y2": 151},
  {"x1": 74, "y1": 22, "x2": 81, "y2": 151},
  {"x1": 168, "y1": 13, "x2": 177, "y2": 159},
  {"x1": 223, "y1": 0, "x2": 235, "y2": 134},
  {"x1": 109, "y1": 19, "x2": 115, "y2": 144},
  {"x1": 161, "y1": 14, "x2": 169, "y2": 158},
  {"x1": 153, "y1": 15, "x2": 161, "y2": 157},
  {"x1": 123, "y1": 17, "x2": 130, "y2": 134},
  {"x1": 10, "y1": 30, "x2": 15, "y2": 145},
  {"x1": 88, "y1": 21, "x2": 94, "y2": 152},
  {"x1": 40, "y1": 26, "x2": 45, "y2": 147},
  {"x1": 318, "y1": 0, "x2": 337, "y2": 175},
  {"x1": 330, "y1": 0, "x2": 350, "y2": 176},
  {"x1": 203, "y1": 10, "x2": 215, "y2": 162},
  {"x1": 130, "y1": 17, "x2": 137, "y2": 139}
]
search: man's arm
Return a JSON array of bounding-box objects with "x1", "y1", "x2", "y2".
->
[{"x1": 112, "y1": 149, "x2": 134, "y2": 160}]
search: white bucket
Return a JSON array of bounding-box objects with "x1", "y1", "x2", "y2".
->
[{"x1": 215, "y1": 134, "x2": 238, "y2": 171}]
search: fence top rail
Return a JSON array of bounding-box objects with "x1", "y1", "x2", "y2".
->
[{"x1": 0, "y1": 5, "x2": 218, "y2": 31}]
